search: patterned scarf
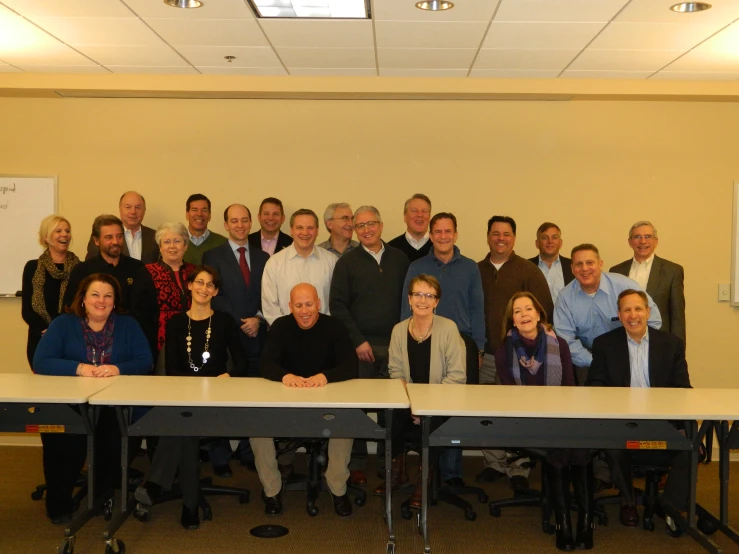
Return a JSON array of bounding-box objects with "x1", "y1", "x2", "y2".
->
[
  {"x1": 505, "y1": 325, "x2": 562, "y2": 386},
  {"x1": 81, "y1": 313, "x2": 116, "y2": 365},
  {"x1": 31, "y1": 249, "x2": 80, "y2": 323}
]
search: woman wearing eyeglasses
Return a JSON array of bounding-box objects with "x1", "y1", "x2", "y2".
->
[
  {"x1": 135, "y1": 265, "x2": 247, "y2": 530},
  {"x1": 374, "y1": 274, "x2": 466, "y2": 509},
  {"x1": 131, "y1": 222, "x2": 196, "y2": 367}
]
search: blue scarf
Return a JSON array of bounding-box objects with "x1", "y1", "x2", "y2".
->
[{"x1": 505, "y1": 325, "x2": 562, "y2": 386}]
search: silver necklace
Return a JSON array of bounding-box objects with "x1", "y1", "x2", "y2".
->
[
  {"x1": 410, "y1": 315, "x2": 433, "y2": 344},
  {"x1": 186, "y1": 315, "x2": 212, "y2": 372}
]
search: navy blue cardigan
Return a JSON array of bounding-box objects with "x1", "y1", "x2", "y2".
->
[{"x1": 33, "y1": 313, "x2": 153, "y2": 376}]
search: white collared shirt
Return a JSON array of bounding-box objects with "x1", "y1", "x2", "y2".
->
[
  {"x1": 124, "y1": 227, "x2": 142, "y2": 260},
  {"x1": 362, "y1": 243, "x2": 385, "y2": 265},
  {"x1": 538, "y1": 255, "x2": 565, "y2": 304},
  {"x1": 405, "y1": 231, "x2": 429, "y2": 250},
  {"x1": 261, "y1": 244, "x2": 337, "y2": 325},
  {"x1": 628, "y1": 254, "x2": 654, "y2": 290}
]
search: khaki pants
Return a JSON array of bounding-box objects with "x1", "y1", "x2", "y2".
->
[{"x1": 250, "y1": 437, "x2": 354, "y2": 497}]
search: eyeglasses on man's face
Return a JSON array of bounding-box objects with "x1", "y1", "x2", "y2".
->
[
  {"x1": 331, "y1": 215, "x2": 354, "y2": 222},
  {"x1": 410, "y1": 292, "x2": 438, "y2": 300},
  {"x1": 630, "y1": 234, "x2": 655, "y2": 241},
  {"x1": 355, "y1": 220, "x2": 379, "y2": 231}
]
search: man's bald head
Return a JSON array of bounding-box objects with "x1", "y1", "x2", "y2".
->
[{"x1": 289, "y1": 283, "x2": 321, "y2": 330}]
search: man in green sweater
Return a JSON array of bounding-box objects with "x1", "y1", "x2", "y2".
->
[{"x1": 183, "y1": 193, "x2": 227, "y2": 265}]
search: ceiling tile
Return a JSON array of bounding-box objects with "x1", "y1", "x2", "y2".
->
[
  {"x1": 616, "y1": 0, "x2": 739, "y2": 24},
  {"x1": 494, "y1": 0, "x2": 628, "y2": 22},
  {"x1": 474, "y1": 49, "x2": 578, "y2": 70},
  {"x1": 106, "y1": 65, "x2": 200, "y2": 74},
  {"x1": 589, "y1": 22, "x2": 725, "y2": 50},
  {"x1": 260, "y1": 19, "x2": 373, "y2": 48},
  {"x1": 176, "y1": 45, "x2": 281, "y2": 67},
  {"x1": 560, "y1": 69, "x2": 652, "y2": 79},
  {"x1": 122, "y1": 0, "x2": 255, "y2": 19},
  {"x1": 0, "y1": 0, "x2": 133, "y2": 18},
  {"x1": 375, "y1": 21, "x2": 488, "y2": 48},
  {"x1": 31, "y1": 17, "x2": 164, "y2": 46},
  {"x1": 78, "y1": 44, "x2": 188, "y2": 66},
  {"x1": 377, "y1": 48, "x2": 476, "y2": 69},
  {"x1": 144, "y1": 18, "x2": 268, "y2": 47},
  {"x1": 663, "y1": 50, "x2": 739, "y2": 72},
  {"x1": 372, "y1": 0, "x2": 500, "y2": 22},
  {"x1": 651, "y1": 70, "x2": 739, "y2": 80},
  {"x1": 0, "y1": 43, "x2": 96, "y2": 65},
  {"x1": 288, "y1": 67, "x2": 376, "y2": 76},
  {"x1": 277, "y1": 47, "x2": 375, "y2": 68},
  {"x1": 13, "y1": 64, "x2": 109, "y2": 73},
  {"x1": 379, "y1": 68, "x2": 468, "y2": 77},
  {"x1": 483, "y1": 22, "x2": 604, "y2": 49},
  {"x1": 692, "y1": 21, "x2": 739, "y2": 55},
  {"x1": 196, "y1": 66, "x2": 287, "y2": 75},
  {"x1": 568, "y1": 49, "x2": 681, "y2": 71},
  {"x1": 470, "y1": 68, "x2": 560, "y2": 78}
]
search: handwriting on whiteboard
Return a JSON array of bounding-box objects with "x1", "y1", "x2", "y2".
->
[{"x1": 0, "y1": 183, "x2": 16, "y2": 195}]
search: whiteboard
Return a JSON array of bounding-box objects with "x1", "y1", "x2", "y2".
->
[
  {"x1": 733, "y1": 181, "x2": 739, "y2": 306},
  {"x1": 0, "y1": 176, "x2": 57, "y2": 296}
]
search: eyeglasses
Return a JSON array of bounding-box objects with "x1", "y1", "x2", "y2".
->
[
  {"x1": 161, "y1": 238, "x2": 184, "y2": 246},
  {"x1": 630, "y1": 234, "x2": 655, "y2": 241},
  {"x1": 192, "y1": 279, "x2": 216, "y2": 290},
  {"x1": 411, "y1": 292, "x2": 438, "y2": 300},
  {"x1": 355, "y1": 220, "x2": 379, "y2": 230},
  {"x1": 331, "y1": 216, "x2": 354, "y2": 222}
]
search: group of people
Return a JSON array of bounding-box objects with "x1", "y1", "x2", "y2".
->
[{"x1": 21, "y1": 190, "x2": 690, "y2": 551}]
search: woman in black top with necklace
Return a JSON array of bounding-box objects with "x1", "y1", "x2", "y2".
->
[{"x1": 135, "y1": 266, "x2": 246, "y2": 530}]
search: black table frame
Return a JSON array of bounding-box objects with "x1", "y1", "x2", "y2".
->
[
  {"x1": 102, "y1": 404, "x2": 397, "y2": 553},
  {"x1": 420, "y1": 415, "x2": 718, "y2": 554}
]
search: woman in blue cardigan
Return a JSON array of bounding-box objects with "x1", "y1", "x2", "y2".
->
[{"x1": 33, "y1": 273, "x2": 152, "y2": 524}]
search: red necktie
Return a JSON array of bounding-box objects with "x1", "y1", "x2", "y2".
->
[{"x1": 237, "y1": 246, "x2": 251, "y2": 288}]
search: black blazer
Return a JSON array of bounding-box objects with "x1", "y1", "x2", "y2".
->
[
  {"x1": 586, "y1": 326, "x2": 690, "y2": 389},
  {"x1": 528, "y1": 254, "x2": 574, "y2": 286},
  {"x1": 202, "y1": 242, "x2": 270, "y2": 360},
  {"x1": 248, "y1": 230, "x2": 293, "y2": 256},
  {"x1": 86, "y1": 225, "x2": 159, "y2": 265},
  {"x1": 610, "y1": 255, "x2": 686, "y2": 344}
]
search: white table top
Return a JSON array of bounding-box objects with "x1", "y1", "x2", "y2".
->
[
  {"x1": 88, "y1": 376, "x2": 411, "y2": 408},
  {"x1": 0, "y1": 373, "x2": 120, "y2": 404},
  {"x1": 407, "y1": 384, "x2": 738, "y2": 420}
]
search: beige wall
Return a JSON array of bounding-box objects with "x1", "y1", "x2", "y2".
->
[{"x1": 1, "y1": 92, "x2": 738, "y2": 387}]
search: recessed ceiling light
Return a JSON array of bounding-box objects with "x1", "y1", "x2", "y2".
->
[
  {"x1": 250, "y1": 0, "x2": 369, "y2": 19},
  {"x1": 415, "y1": 0, "x2": 454, "y2": 10},
  {"x1": 669, "y1": 2, "x2": 711, "y2": 13},
  {"x1": 164, "y1": 0, "x2": 203, "y2": 8}
]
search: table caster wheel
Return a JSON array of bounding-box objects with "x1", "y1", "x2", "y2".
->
[
  {"x1": 489, "y1": 505, "x2": 501, "y2": 517},
  {"x1": 105, "y1": 538, "x2": 126, "y2": 554},
  {"x1": 103, "y1": 497, "x2": 114, "y2": 522},
  {"x1": 465, "y1": 508, "x2": 477, "y2": 521},
  {"x1": 307, "y1": 505, "x2": 319, "y2": 517},
  {"x1": 697, "y1": 516, "x2": 719, "y2": 535},
  {"x1": 477, "y1": 492, "x2": 488, "y2": 503},
  {"x1": 31, "y1": 486, "x2": 44, "y2": 501},
  {"x1": 355, "y1": 495, "x2": 366, "y2": 507},
  {"x1": 59, "y1": 537, "x2": 75, "y2": 554},
  {"x1": 202, "y1": 505, "x2": 213, "y2": 521},
  {"x1": 643, "y1": 518, "x2": 655, "y2": 531},
  {"x1": 238, "y1": 493, "x2": 250, "y2": 504},
  {"x1": 133, "y1": 503, "x2": 151, "y2": 522},
  {"x1": 386, "y1": 542, "x2": 396, "y2": 554}
]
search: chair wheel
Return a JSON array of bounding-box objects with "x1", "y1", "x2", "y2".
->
[
  {"x1": 238, "y1": 493, "x2": 250, "y2": 504},
  {"x1": 307, "y1": 506, "x2": 319, "y2": 516},
  {"x1": 478, "y1": 493, "x2": 489, "y2": 503},
  {"x1": 355, "y1": 496, "x2": 366, "y2": 507},
  {"x1": 401, "y1": 506, "x2": 412, "y2": 520},
  {"x1": 643, "y1": 518, "x2": 655, "y2": 531},
  {"x1": 697, "y1": 516, "x2": 719, "y2": 535},
  {"x1": 105, "y1": 539, "x2": 126, "y2": 554},
  {"x1": 133, "y1": 503, "x2": 151, "y2": 522},
  {"x1": 543, "y1": 522, "x2": 555, "y2": 535},
  {"x1": 31, "y1": 487, "x2": 44, "y2": 501},
  {"x1": 465, "y1": 509, "x2": 477, "y2": 521},
  {"x1": 489, "y1": 505, "x2": 501, "y2": 517},
  {"x1": 59, "y1": 538, "x2": 74, "y2": 554},
  {"x1": 202, "y1": 506, "x2": 213, "y2": 521}
]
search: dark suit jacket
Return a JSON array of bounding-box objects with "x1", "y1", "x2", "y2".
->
[
  {"x1": 86, "y1": 225, "x2": 158, "y2": 265},
  {"x1": 586, "y1": 326, "x2": 690, "y2": 389},
  {"x1": 610, "y1": 255, "x2": 685, "y2": 344},
  {"x1": 528, "y1": 254, "x2": 574, "y2": 286},
  {"x1": 202, "y1": 242, "x2": 270, "y2": 365},
  {"x1": 248, "y1": 230, "x2": 292, "y2": 256}
]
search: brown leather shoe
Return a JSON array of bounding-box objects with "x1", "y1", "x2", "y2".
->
[
  {"x1": 409, "y1": 466, "x2": 434, "y2": 511},
  {"x1": 349, "y1": 470, "x2": 367, "y2": 485},
  {"x1": 620, "y1": 504, "x2": 639, "y2": 527},
  {"x1": 373, "y1": 454, "x2": 408, "y2": 496}
]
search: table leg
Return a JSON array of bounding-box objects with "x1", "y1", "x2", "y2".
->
[
  {"x1": 422, "y1": 416, "x2": 430, "y2": 553},
  {"x1": 384, "y1": 409, "x2": 396, "y2": 552},
  {"x1": 102, "y1": 406, "x2": 133, "y2": 545}
]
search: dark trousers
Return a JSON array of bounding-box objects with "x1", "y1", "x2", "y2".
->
[
  {"x1": 391, "y1": 410, "x2": 446, "y2": 467},
  {"x1": 147, "y1": 436, "x2": 202, "y2": 509}
]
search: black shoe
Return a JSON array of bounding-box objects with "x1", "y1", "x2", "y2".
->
[
  {"x1": 475, "y1": 467, "x2": 506, "y2": 483},
  {"x1": 332, "y1": 493, "x2": 353, "y2": 518},
  {"x1": 134, "y1": 481, "x2": 162, "y2": 505},
  {"x1": 620, "y1": 504, "x2": 639, "y2": 527},
  {"x1": 48, "y1": 512, "x2": 73, "y2": 526},
  {"x1": 180, "y1": 505, "x2": 200, "y2": 531},
  {"x1": 593, "y1": 478, "x2": 613, "y2": 494},
  {"x1": 241, "y1": 459, "x2": 257, "y2": 472},
  {"x1": 213, "y1": 464, "x2": 232, "y2": 478},
  {"x1": 444, "y1": 477, "x2": 467, "y2": 488},
  {"x1": 510, "y1": 475, "x2": 530, "y2": 491},
  {"x1": 261, "y1": 490, "x2": 283, "y2": 516}
]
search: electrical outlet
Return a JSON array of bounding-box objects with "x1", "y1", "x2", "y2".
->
[{"x1": 718, "y1": 283, "x2": 730, "y2": 302}]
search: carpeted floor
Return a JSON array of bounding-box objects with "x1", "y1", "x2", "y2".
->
[{"x1": 1, "y1": 446, "x2": 738, "y2": 554}]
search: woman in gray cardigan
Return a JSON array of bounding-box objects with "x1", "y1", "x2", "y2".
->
[{"x1": 373, "y1": 274, "x2": 466, "y2": 509}]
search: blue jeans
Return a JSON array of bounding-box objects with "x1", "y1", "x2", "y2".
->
[{"x1": 439, "y1": 447, "x2": 463, "y2": 481}]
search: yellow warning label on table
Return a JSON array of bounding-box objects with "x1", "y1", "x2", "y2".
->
[
  {"x1": 25, "y1": 425, "x2": 65, "y2": 433},
  {"x1": 626, "y1": 440, "x2": 666, "y2": 450}
]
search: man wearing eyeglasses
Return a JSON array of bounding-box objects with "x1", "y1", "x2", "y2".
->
[
  {"x1": 330, "y1": 205, "x2": 411, "y2": 485},
  {"x1": 318, "y1": 202, "x2": 359, "y2": 257},
  {"x1": 609, "y1": 221, "x2": 685, "y2": 345},
  {"x1": 388, "y1": 193, "x2": 433, "y2": 262}
]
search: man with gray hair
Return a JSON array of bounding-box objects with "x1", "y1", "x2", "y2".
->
[
  {"x1": 318, "y1": 202, "x2": 359, "y2": 257},
  {"x1": 330, "y1": 205, "x2": 410, "y2": 485},
  {"x1": 610, "y1": 221, "x2": 686, "y2": 344}
]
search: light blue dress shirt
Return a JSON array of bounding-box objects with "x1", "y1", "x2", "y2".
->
[
  {"x1": 228, "y1": 239, "x2": 251, "y2": 269},
  {"x1": 189, "y1": 228, "x2": 211, "y2": 247},
  {"x1": 627, "y1": 330, "x2": 650, "y2": 388},
  {"x1": 553, "y1": 272, "x2": 662, "y2": 368},
  {"x1": 537, "y1": 256, "x2": 565, "y2": 304}
]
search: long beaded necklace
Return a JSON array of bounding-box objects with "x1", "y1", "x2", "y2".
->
[
  {"x1": 409, "y1": 315, "x2": 433, "y2": 344},
  {"x1": 186, "y1": 315, "x2": 212, "y2": 372}
]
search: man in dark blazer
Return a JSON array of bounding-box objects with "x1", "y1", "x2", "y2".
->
[
  {"x1": 587, "y1": 289, "x2": 690, "y2": 531},
  {"x1": 609, "y1": 221, "x2": 686, "y2": 344},
  {"x1": 203, "y1": 203, "x2": 269, "y2": 476},
  {"x1": 248, "y1": 197, "x2": 293, "y2": 256},
  {"x1": 528, "y1": 222, "x2": 574, "y2": 305},
  {"x1": 86, "y1": 191, "x2": 159, "y2": 264}
]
